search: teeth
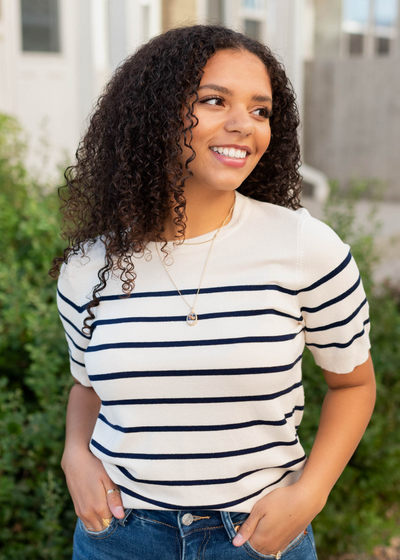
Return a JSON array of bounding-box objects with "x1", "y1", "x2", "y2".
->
[{"x1": 210, "y1": 147, "x2": 247, "y2": 159}]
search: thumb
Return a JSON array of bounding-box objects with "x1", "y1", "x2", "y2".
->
[
  {"x1": 232, "y1": 512, "x2": 259, "y2": 547},
  {"x1": 105, "y1": 486, "x2": 124, "y2": 519}
]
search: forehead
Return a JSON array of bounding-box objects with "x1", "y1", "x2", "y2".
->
[{"x1": 199, "y1": 49, "x2": 271, "y2": 94}]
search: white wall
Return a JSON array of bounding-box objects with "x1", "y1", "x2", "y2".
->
[
  {"x1": 0, "y1": 0, "x2": 80, "y2": 182},
  {"x1": 0, "y1": 0, "x2": 161, "y2": 183}
]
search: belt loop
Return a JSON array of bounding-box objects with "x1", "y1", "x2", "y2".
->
[
  {"x1": 220, "y1": 511, "x2": 237, "y2": 541},
  {"x1": 117, "y1": 508, "x2": 133, "y2": 527}
]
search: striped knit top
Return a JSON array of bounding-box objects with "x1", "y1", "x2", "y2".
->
[{"x1": 57, "y1": 192, "x2": 371, "y2": 512}]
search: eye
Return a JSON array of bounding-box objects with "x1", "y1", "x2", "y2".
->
[
  {"x1": 253, "y1": 107, "x2": 273, "y2": 119},
  {"x1": 199, "y1": 96, "x2": 224, "y2": 106}
]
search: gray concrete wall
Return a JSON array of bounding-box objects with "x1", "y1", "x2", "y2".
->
[{"x1": 303, "y1": 57, "x2": 400, "y2": 200}]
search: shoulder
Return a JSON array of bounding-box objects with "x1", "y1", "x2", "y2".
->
[
  {"x1": 296, "y1": 208, "x2": 351, "y2": 286},
  {"x1": 244, "y1": 196, "x2": 342, "y2": 249},
  {"x1": 58, "y1": 238, "x2": 107, "y2": 304},
  {"x1": 244, "y1": 196, "x2": 351, "y2": 283}
]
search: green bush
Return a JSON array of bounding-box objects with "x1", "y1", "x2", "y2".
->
[
  {"x1": 0, "y1": 114, "x2": 399, "y2": 558},
  {"x1": 299, "y1": 182, "x2": 400, "y2": 557},
  {"x1": 0, "y1": 114, "x2": 75, "y2": 559}
]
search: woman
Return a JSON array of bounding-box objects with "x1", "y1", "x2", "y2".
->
[{"x1": 53, "y1": 25, "x2": 375, "y2": 560}]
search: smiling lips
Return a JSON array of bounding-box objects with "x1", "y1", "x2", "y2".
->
[
  {"x1": 210, "y1": 146, "x2": 248, "y2": 159},
  {"x1": 209, "y1": 145, "x2": 250, "y2": 168}
]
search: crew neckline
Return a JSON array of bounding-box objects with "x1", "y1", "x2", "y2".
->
[{"x1": 150, "y1": 191, "x2": 247, "y2": 250}]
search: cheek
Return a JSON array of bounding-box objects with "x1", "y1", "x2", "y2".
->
[{"x1": 259, "y1": 127, "x2": 272, "y2": 153}]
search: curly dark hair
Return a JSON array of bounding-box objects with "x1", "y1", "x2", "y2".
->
[{"x1": 50, "y1": 24, "x2": 301, "y2": 332}]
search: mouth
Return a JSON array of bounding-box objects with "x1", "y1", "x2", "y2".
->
[{"x1": 210, "y1": 146, "x2": 250, "y2": 160}]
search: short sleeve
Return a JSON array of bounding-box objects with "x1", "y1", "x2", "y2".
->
[
  {"x1": 57, "y1": 255, "x2": 95, "y2": 387},
  {"x1": 297, "y1": 209, "x2": 371, "y2": 374}
]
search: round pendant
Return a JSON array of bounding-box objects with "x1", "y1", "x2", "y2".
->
[{"x1": 186, "y1": 311, "x2": 198, "y2": 326}]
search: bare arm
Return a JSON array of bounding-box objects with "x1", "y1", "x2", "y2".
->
[
  {"x1": 297, "y1": 353, "x2": 376, "y2": 499},
  {"x1": 61, "y1": 379, "x2": 125, "y2": 531},
  {"x1": 233, "y1": 354, "x2": 376, "y2": 554}
]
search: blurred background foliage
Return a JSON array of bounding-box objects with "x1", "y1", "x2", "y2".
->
[{"x1": 0, "y1": 113, "x2": 399, "y2": 559}]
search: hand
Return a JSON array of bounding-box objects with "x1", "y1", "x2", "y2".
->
[
  {"x1": 62, "y1": 445, "x2": 125, "y2": 532},
  {"x1": 232, "y1": 483, "x2": 324, "y2": 555}
]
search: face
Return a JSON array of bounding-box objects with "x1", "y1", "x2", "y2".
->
[{"x1": 179, "y1": 49, "x2": 272, "y2": 195}]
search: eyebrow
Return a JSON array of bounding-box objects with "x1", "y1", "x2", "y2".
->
[{"x1": 197, "y1": 84, "x2": 272, "y2": 104}]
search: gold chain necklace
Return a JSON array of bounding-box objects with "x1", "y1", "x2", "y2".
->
[{"x1": 155, "y1": 200, "x2": 235, "y2": 326}]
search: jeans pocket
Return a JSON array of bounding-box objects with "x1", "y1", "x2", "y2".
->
[
  {"x1": 78, "y1": 516, "x2": 119, "y2": 540},
  {"x1": 243, "y1": 527, "x2": 308, "y2": 559}
]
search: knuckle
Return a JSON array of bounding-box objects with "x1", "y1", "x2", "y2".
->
[
  {"x1": 93, "y1": 501, "x2": 107, "y2": 515},
  {"x1": 242, "y1": 522, "x2": 253, "y2": 533},
  {"x1": 107, "y1": 493, "x2": 120, "y2": 503},
  {"x1": 80, "y1": 508, "x2": 92, "y2": 520}
]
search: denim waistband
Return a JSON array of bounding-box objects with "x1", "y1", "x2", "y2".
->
[{"x1": 130, "y1": 509, "x2": 249, "y2": 539}]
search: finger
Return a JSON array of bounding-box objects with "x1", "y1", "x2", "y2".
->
[
  {"x1": 80, "y1": 515, "x2": 104, "y2": 533},
  {"x1": 232, "y1": 513, "x2": 260, "y2": 547},
  {"x1": 105, "y1": 487, "x2": 124, "y2": 519}
]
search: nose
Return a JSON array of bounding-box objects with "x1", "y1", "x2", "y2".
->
[{"x1": 224, "y1": 109, "x2": 254, "y2": 136}]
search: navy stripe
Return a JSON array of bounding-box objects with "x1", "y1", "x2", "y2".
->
[
  {"x1": 90, "y1": 437, "x2": 298, "y2": 460},
  {"x1": 69, "y1": 351, "x2": 85, "y2": 368},
  {"x1": 91, "y1": 308, "x2": 303, "y2": 329},
  {"x1": 89, "y1": 354, "x2": 303, "y2": 381},
  {"x1": 305, "y1": 298, "x2": 367, "y2": 333},
  {"x1": 306, "y1": 319, "x2": 370, "y2": 350},
  {"x1": 299, "y1": 251, "x2": 352, "y2": 293},
  {"x1": 58, "y1": 252, "x2": 352, "y2": 315},
  {"x1": 101, "y1": 381, "x2": 302, "y2": 407},
  {"x1": 58, "y1": 285, "x2": 298, "y2": 313},
  {"x1": 116, "y1": 455, "x2": 306, "y2": 487},
  {"x1": 301, "y1": 275, "x2": 361, "y2": 314},
  {"x1": 117, "y1": 470, "x2": 293, "y2": 510},
  {"x1": 59, "y1": 311, "x2": 91, "y2": 339},
  {"x1": 57, "y1": 288, "x2": 89, "y2": 313},
  {"x1": 97, "y1": 405, "x2": 304, "y2": 434},
  {"x1": 65, "y1": 331, "x2": 87, "y2": 353},
  {"x1": 86, "y1": 331, "x2": 304, "y2": 353},
  {"x1": 98, "y1": 284, "x2": 299, "y2": 302}
]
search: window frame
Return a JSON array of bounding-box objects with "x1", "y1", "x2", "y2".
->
[
  {"x1": 20, "y1": 0, "x2": 62, "y2": 55},
  {"x1": 340, "y1": 0, "x2": 399, "y2": 58}
]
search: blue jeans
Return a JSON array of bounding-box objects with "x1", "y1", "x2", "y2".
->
[{"x1": 72, "y1": 508, "x2": 318, "y2": 559}]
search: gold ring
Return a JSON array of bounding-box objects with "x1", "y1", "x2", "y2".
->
[
  {"x1": 274, "y1": 552, "x2": 282, "y2": 560},
  {"x1": 106, "y1": 488, "x2": 120, "y2": 496},
  {"x1": 102, "y1": 517, "x2": 113, "y2": 528}
]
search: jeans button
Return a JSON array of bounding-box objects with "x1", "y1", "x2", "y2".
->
[{"x1": 182, "y1": 513, "x2": 194, "y2": 526}]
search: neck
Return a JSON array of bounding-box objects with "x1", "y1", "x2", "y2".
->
[{"x1": 163, "y1": 189, "x2": 236, "y2": 241}]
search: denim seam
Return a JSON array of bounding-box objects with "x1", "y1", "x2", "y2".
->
[
  {"x1": 175, "y1": 530, "x2": 182, "y2": 557},
  {"x1": 203, "y1": 531, "x2": 211, "y2": 560},
  {"x1": 130, "y1": 513, "x2": 177, "y2": 530},
  {"x1": 244, "y1": 530, "x2": 308, "y2": 559},
  {"x1": 83, "y1": 520, "x2": 119, "y2": 540},
  {"x1": 283, "y1": 530, "x2": 307, "y2": 555},
  {"x1": 184, "y1": 524, "x2": 224, "y2": 536},
  {"x1": 306, "y1": 533, "x2": 318, "y2": 560},
  {"x1": 198, "y1": 531, "x2": 207, "y2": 559}
]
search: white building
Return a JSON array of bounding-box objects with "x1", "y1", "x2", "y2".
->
[
  {"x1": 0, "y1": 0, "x2": 325, "y2": 196},
  {"x1": 0, "y1": 0, "x2": 161, "y2": 181}
]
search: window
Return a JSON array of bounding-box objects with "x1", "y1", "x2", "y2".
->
[
  {"x1": 207, "y1": 0, "x2": 224, "y2": 24},
  {"x1": 241, "y1": 0, "x2": 266, "y2": 41},
  {"x1": 374, "y1": 0, "x2": 398, "y2": 56},
  {"x1": 20, "y1": 0, "x2": 60, "y2": 53},
  {"x1": 342, "y1": 0, "x2": 398, "y2": 57},
  {"x1": 242, "y1": 0, "x2": 264, "y2": 10},
  {"x1": 244, "y1": 19, "x2": 262, "y2": 40}
]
